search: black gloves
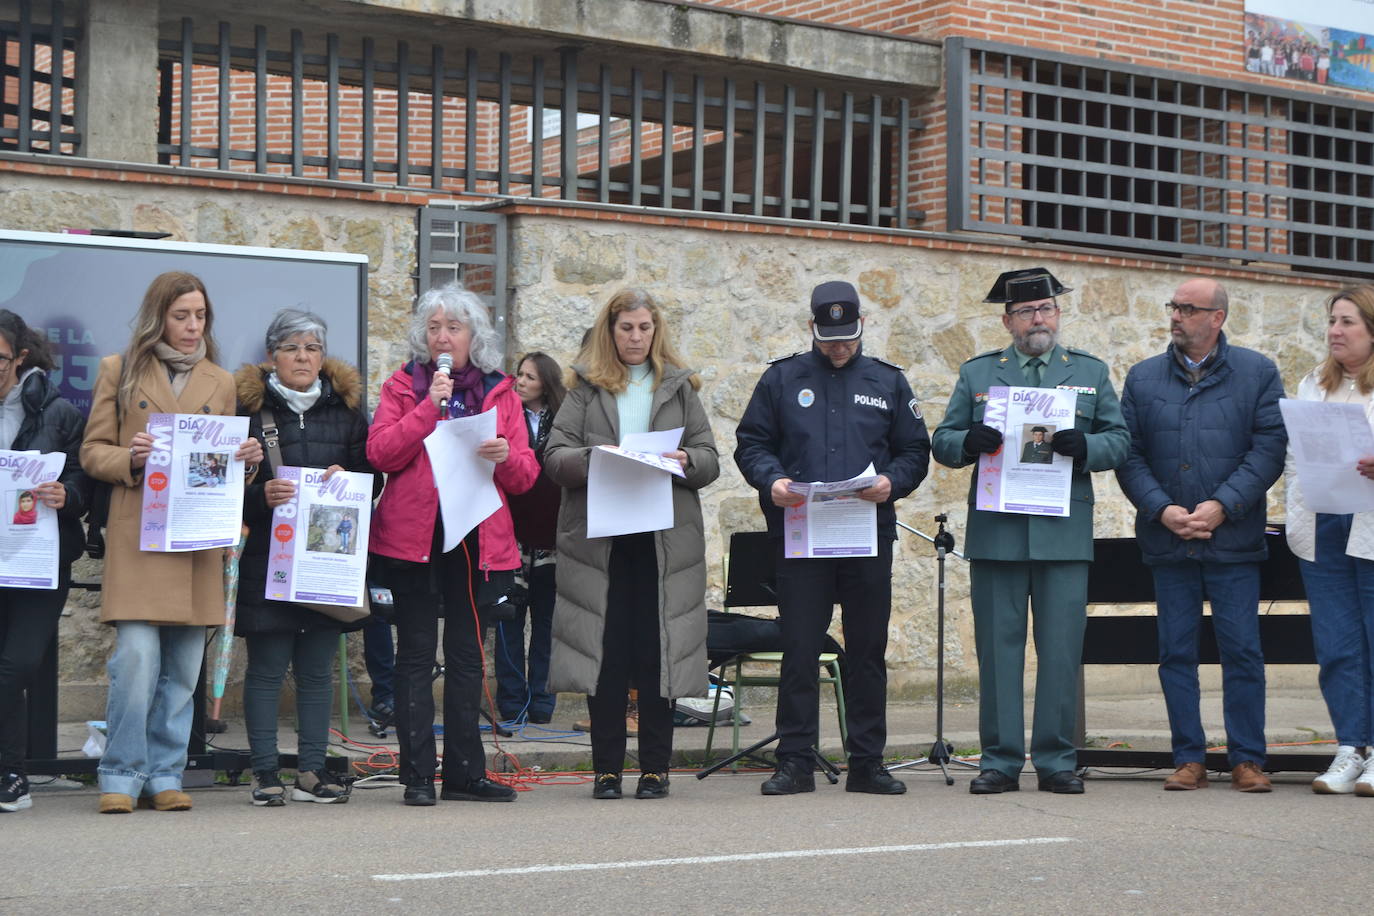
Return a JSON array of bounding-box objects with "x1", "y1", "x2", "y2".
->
[
  {"x1": 963, "y1": 422, "x2": 1003, "y2": 456},
  {"x1": 1050, "y1": 428, "x2": 1087, "y2": 459}
]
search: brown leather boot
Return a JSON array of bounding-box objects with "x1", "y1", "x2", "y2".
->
[
  {"x1": 1230, "y1": 761, "x2": 1272, "y2": 793},
  {"x1": 1163, "y1": 762, "x2": 1209, "y2": 790}
]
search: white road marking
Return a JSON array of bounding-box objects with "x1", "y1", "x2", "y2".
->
[{"x1": 373, "y1": 837, "x2": 1076, "y2": 882}]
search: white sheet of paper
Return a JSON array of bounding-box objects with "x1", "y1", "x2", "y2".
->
[
  {"x1": 1280, "y1": 398, "x2": 1374, "y2": 513},
  {"x1": 783, "y1": 463, "x2": 879, "y2": 558},
  {"x1": 586, "y1": 427, "x2": 685, "y2": 538},
  {"x1": 423, "y1": 409, "x2": 501, "y2": 552},
  {"x1": 0, "y1": 449, "x2": 66, "y2": 589}
]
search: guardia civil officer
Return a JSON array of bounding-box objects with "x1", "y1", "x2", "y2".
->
[
  {"x1": 932, "y1": 267, "x2": 1129, "y2": 795},
  {"x1": 735, "y1": 280, "x2": 930, "y2": 796}
]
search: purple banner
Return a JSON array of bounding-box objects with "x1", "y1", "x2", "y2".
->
[{"x1": 138, "y1": 414, "x2": 174, "y2": 551}]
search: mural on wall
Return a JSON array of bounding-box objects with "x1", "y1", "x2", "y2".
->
[{"x1": 1245, "y1": 0, "x2": 1374, "y2": 91}]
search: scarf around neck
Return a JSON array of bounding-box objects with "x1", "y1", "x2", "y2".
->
[
  {"x1": 267, "y1": 371, "x2": 323, "y2": 416},
  {"x1": 154, "y1": 339, "x2": 206, "y2": 398},
  {"x1": 412, "y1": 359, "x2": 484, "y2": 418}
]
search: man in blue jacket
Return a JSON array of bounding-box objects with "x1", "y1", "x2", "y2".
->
[
  {"x1": 735, "y1": 280, "x2": 930, "y2": 797},
  {"x1": 1117, "y1": 277, "x2": 1286, "y2": 793}
]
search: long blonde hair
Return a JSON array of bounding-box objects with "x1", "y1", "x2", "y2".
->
[
  {"x1": 574, "y1": 288, "x2": 698, "y2": 393},
  {"x1": 119, "y1": 271, "x2": 219, "y2": 408},
  {"x1": 1319, "y1": 286, "x2": 1374, "y2": 396}
]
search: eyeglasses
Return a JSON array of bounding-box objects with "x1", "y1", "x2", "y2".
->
[
  {"x1": 1165, "y1": 301, "x2": 1222, "y2": 318},
  {"x1": 1007, "y1": 304, "x2": 1059, "y2": 320},
  {"x1": 276, "y1": 343, "x2": 324, "y2": 356},
  {"x1": 0, "y1": 353, "x2": 12, "y2": 368}
]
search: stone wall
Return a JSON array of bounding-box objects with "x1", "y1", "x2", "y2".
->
[{"x1": 0, "y1": 169, "x2": 1337, "y2": 715}]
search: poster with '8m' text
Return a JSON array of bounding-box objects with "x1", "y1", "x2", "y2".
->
[{"x1": 139, "y1": 412, "x2": 249, "y2": 552}]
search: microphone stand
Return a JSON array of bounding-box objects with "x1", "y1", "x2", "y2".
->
[{"x1": 889, "y1": 514, "x2": 978, "y2": 784}]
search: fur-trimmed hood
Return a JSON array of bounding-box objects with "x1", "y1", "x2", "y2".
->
[{"x1": 234, "y1": 357, "x2": 363, "y2": 413}]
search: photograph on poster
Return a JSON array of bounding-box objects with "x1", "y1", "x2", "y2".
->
[
  {"x1": 306, "y1": 504, "x2": 360, "y2": 556},
  {"x1": 186, "y1": 452, "x2": 230, "y2": 489},
  {"x1": 9, "y1": 489, "x2": 38, "y2": 526}
]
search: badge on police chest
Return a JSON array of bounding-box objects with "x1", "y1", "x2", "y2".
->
[{"x1": 797, "y1": 388, "x2": 815, "y2": 408}]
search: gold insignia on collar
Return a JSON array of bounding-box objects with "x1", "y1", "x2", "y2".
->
[
  {"x1": 1061, "y1": 354, "x2": 1068, "y2": 362},
  {"x1": 999, "y1": 357, "x2": 1008, "y2": 363}
]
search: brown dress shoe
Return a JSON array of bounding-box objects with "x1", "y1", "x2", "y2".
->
[
  {"x1": 1163, "y1": 762, "x2": 1209, "y2": 790},
  {"x1": 98, "y1": 793, "x2": 134, "y2": 814},
  {"x1": 1230, "y1": 761, "x2": 1272, "y2": 793}
]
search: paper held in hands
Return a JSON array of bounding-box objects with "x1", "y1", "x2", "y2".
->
[
  {"x1": 975, "y1": 385, "x2": 1077, "y2": 517},
  {"x1": 1279, "y1": 398, "x2": 1374, "y2": 514},
  {"x1": 587, "y1": 427, "x2": 685, "y2": 538},
  {"x1": 783, "y1": 464, "x2": 879, "y2": 558},
  {"x1": 423, "y1": 408, "x2": 501, "y2": 552},
  {"x1": 139, "y1": 413, "x2": 251, "y2": 551},
  {"x1": 0, "y1": 449, "x2": 66, "y2": 589}
]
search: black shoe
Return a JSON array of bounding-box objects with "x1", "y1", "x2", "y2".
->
[
  {"x1": 634, "y1": 772, "x2": 670, "y2": 799},
  {"x1": 0, "y1": 772, "x2": 31, "y2": 813},
  {"x1": 293, "y1": 770, "x2": 350, "y2": 804},
  {"x1": 1037, "y1": 770, "x2": 1085, "y2": 794},
  {"x1": 592, "y1": 772, "x2": 623, "y2": 799},
  {"x1": 761, "y1": 757, "x2": 816, "y2": 796},
  {"x1": 250, "y1": 770, "x2": 286, "y2": 807},
  {"x1": 969, "y1": 769, "x2": 1020, "y2": 795},
  {"x1": 527, "y1": 710, "x2": 553, "y2": 725},
  {"x1": 367, "y1": 699, "x2": 395, "y2": 728},
  {"x1": 403, "y1": 780, "x2": 437, "y2": 806},
  {"x1": 845, "y1": 760, "x2": 907, "y2": 795},
  {"x1": 440, "y1": 776, "x2": 517, "y2": 802}
]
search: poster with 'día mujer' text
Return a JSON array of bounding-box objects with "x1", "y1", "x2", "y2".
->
[
  {"x1": 139, "y1": 413, "x2": 250, "y2": 552},
  {"x1": 0, "y1": 450, "x2": 66, "y2": 589},
  {"x1": 264, "y1": 466, "x2": 373, "y2": 608}
]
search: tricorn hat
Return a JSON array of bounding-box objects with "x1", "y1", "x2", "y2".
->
[{"x1": 983, "y1": 267, "x2": 1071, "y2": 306}]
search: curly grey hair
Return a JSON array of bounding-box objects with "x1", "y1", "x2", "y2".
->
[
  {"x1": 264, "y1": 308, "x2": 328, "y2": 354},
  {"x1": 407, "y1": 283, "x2": 502, "y2": 373}
]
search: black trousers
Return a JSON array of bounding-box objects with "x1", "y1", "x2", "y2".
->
[
  {"x1": 0, "y1": 571, "x2": 70, "y2": 773},
  {"x1": 391, "y1": 531, "x2": 486, "y2": 787},
  {"x1": 773, "y1": 538, "x2": 893, "y2": 763},
  {"x1": 587, "y1": 533, "x2": 673, "y2": 774}
]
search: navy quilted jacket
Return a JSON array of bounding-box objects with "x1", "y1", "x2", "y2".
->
[{"x1": 1116, "y1": 332, "x2": 1287, "y2": 565}]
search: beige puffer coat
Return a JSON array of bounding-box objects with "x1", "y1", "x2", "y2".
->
[{"x1": 544, "y1": 365, "x2": 719, "y2": 698}]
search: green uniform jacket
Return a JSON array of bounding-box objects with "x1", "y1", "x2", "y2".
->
[{"x1": 931, "y1": 344, "x2": 1129, "y2": 562}]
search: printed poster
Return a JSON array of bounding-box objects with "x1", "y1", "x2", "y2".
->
[
  {"x1": 975, "y1": 386, "x2": 1078, "y2": 517},
  {"x1": 139, "y1": 412, "x2": 250, "y2": 551},
  {"x1": 264, "y1": 466, "x2": 374, "y2": 608},
  {"x1": 0, "y1": 450, "x2": 66, "y2": 589}
]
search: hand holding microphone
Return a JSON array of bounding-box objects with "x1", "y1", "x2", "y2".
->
[{"x1": 433, "y1": 352, "x2": 454, "y2": 414}]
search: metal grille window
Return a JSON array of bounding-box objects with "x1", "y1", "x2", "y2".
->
[
  {"x1": 155, "y1": 18, "x2": 922, "y2": 229},
  {"x1": 948, "y1": 36, "x2": 1374, "y2": 277},
  {"x1": 416, "y1": 204, "x2": 507, "y2": 344},
  {"x1": 0, "y1": 0, "x2": 79, "y2": 155}
]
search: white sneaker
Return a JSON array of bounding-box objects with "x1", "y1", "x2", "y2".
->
[
  {"x1": 1312, "y1": 746, "x2": 1364, "y2": 794},
  {"x1": 1356, "y1": 754, "x2": 1374, "y2": 798}
]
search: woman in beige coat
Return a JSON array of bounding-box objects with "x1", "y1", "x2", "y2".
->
[
  {"x1": 80, "y1": 271, "x2": 261, "y2": 814},
  {"x1": 545, "y1": 288, "x2": 719, "y2": 801}
]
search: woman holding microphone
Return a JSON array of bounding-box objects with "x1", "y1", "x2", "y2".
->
[
  {"x1": 367, "y1": 283, "x2": 538, "y2": 806},
  {"x1": 0, "y1": 310, "x2": 89, "y2": 813},
  {"x1": 1287, "y1": 285, "x2": 1374, "y2": 797},
  {"x1": 545, "y1": 288, "x2": 719, "y2": 800},
  {"x1": 80, "y1": 271, "x2": 261, "y2": 814}
]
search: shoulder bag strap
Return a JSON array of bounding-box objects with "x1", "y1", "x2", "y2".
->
[{"x1": 259, "y1": 406, "x2": 282, "y2": 475}]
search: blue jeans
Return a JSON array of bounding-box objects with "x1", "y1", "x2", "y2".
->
[
  {"x1": 243, "y1": 630, "x2": 338, "y2": 774},
  {"x1": 362, "y1": 617, "x2": 395, "y2": 709},
  {"x1": 1153, "y1": 561, "x2": 1266, "y2": 767},
  {"x1": 98, "y1": 622, "x2": 206, "y2": 796},
  {"x1": 1299, "y1": 514, "x2": 1374, "y2": 747},
  {"x1": 494, "y1": 562, "x2": 556, "y2": 721}
]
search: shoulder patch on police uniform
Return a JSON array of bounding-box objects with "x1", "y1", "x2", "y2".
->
[
  {"x1": 870, "y1": 355, "x2": 906, "y2": 372},
  {"x1": 768, "y1": 350, "x2": 804, "y2": 364},
  {"x1": 964, "y1": 348, "x2": 1005, "y2": 364},
  {"x1": 908, "y1": 397, "x2": 923, "y2": 420}
]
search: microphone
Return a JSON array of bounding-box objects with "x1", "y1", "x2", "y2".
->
[{"x1": 436, "y1": 352, "x2": 453, "y2": 414}]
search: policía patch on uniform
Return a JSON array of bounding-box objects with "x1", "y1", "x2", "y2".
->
[
  {"x1": 797, "y1": 388, "x2": 815, "y2": 407},
  {"x1": 908, "y1": 398, "x2": 922, "y2": 419},
  {"x1": 1057, "y1": 385, "x2": 1097, "y2": 395}
]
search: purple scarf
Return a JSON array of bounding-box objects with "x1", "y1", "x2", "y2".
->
[{"x1": 411, "y1": 360, "x2": 484, "y2": 418}]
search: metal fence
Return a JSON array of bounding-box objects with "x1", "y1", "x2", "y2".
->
[
  {"x1": 154, "y1": 17, "x2": 923, "y2": 228},
  {"x1": 947, "y1": 36, "x2": 1374, "y2": 277},
  {"x1": 0, "y1": 0, "x2": 79, "y2": 154}
]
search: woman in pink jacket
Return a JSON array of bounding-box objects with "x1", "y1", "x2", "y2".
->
[{"x1": 367, "y1": 283, "x2": 538, "y2": 806}]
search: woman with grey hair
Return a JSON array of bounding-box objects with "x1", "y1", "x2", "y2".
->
[
  {"x1": 234, "y1": 307, "x2": 377, "y2": 806},
  {"x1": 367, "y1": 283, "x2": 539, "y2": 806}
]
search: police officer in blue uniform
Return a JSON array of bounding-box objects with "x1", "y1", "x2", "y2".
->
[{"x1": 735, "y1": 280, "x2": 931, "y2": 796}]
